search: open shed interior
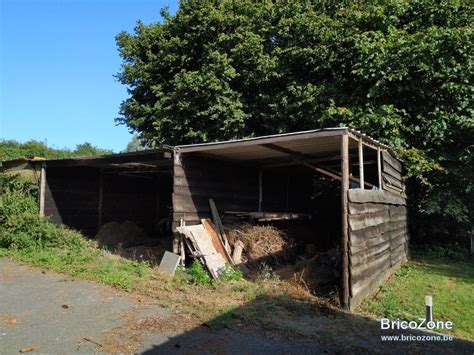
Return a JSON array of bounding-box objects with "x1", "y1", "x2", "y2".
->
[
  {"x1": 40, "y1": 149, "x2": 174, "y2": 264},
  {"x1": 173, "y1": 129, "x2": 392, "y2": 304}
]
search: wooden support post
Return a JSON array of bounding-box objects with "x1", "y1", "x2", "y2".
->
[
  {"x1": 341, "y1": 133, "x2": 350, "y2": 310},
  {"x1": 258, "y1": 169, "x2": 263, "y2": 212},
  {"x1": 179, "y1": 218, "x2": 185, "y2": 266},
  {"x1": 358, "y1": 138, "x2": 365, "y2": 189},
  {"x1": 98, "y1": 168, "x2": 103, "y2": 230},
  {"x1": 377, "y1": 147, "x2": 382, "y2": 190},
  {"x1": 39, "y1": 164, "x2": 46, "y2": 217}
]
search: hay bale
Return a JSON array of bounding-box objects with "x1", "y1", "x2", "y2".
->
[{"x1": 95, "y1": 221, "x2": 149, "y2": 248}]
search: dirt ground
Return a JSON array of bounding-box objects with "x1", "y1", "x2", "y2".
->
[{"x1": 1, "y1": 258, "x2": 473, "y2": 354}]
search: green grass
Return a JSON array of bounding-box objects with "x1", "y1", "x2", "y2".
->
[
  {"x1": 2, "y1": 247, "x2": 151, "y2": 289},
  {"x1": 361, "y1": 255, "x2": 474, "y2": 340}
]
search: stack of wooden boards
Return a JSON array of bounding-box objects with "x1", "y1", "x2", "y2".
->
[{"x1": 177, "y1": 218, "x2": 234, "y2": 278}]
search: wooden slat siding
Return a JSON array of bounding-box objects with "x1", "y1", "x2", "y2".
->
[
  {"x1": 350, "y1": 233, "x2": 388, "y2": 254},
  {"x1": 349, "y1": 224, "x2": 386, "y2": 245},
  {"x1": 351, "y1": 250, "x2": 391, "y2": 280},
  {"x1": 173, "y1": 194, "x2": 257, "y2": 214},
  {"x1": 382, "y1": 151, "x2": 402, "y2": 173},
  {"x1": 172, "y1": 155, "x2": 314, "y2": 229},
  {"x1": 348, "y1": 188, "x2": 409, "y2": 309},
  {"x1": 348, "y1": 189, "x2": 406, "y2": 205},
  {"x1": 383, "y1": 183, "x2": 405, "y2": 196},
  {"x1": 383, "y1": 174, "x2": 403, "y2": 189},
  {"x1": 44, "y1": 167, "x2": 100, "y2": 236},
  {"x1": 349, "y1": 210, "x2": 390, "y2": 231},
  {"x1": 172, "y1": 155, "x2": 259, "y2": 230},
  {"x1": 383, "y1": 162, "x2": 402, "y2": 181},
  {"x1": 173, "y1": 186, "x2": 257, "y2": 200},
  {"x1": 351, "y1": 241, "x2": 390, "y2": 267},
  {"x1": 349, "y1": 203, "x2": 388, "y2": 215}
]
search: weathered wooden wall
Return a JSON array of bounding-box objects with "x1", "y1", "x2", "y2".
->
[
  {"x1": 381, "y1": 151, "x2": 406, "y2": 197},
  {"x1": 348, "y1": 187, "x2": 408, "y2": 308},
  {"x1": 44, "y1": 167, "x2": 100, "y2": 236},
  {"x1": 172, "y1": 155, "x2": 259, "y2": 229},
  {"x1": 172, "y1": 155, "x2": 316, "y2": 229},
  {"x1": 45, "y1": 167, "x2": 173, "y2": 237}
]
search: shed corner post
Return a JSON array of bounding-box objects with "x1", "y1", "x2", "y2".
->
[
  {"x1": 358, "y1": 138, "x2": 364, "y2": 190},
  {"x1": 98, "y1": 168, "x2": 104, "y2": 230},
  {"x1": 377, "y1": 147, "x2": 382, "y2": 190},
  {"x1": 172, "y1": 149, "x2": 182, "y2": 254},
  {"x1": 341, "y1": 132, "x2": 350, "y2": 310},
  {"x1": 39, "y1": 163, "x2": 46, "y2": 217}
]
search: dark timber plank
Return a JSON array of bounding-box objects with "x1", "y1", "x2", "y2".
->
[
  {"x1": 382, "y1": 152, "x2": 402, "y2": 172},
  {"x1": 348, "y1": 189, "x2": 406, "y2": 205}
]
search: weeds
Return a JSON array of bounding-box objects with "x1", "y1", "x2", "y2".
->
[
  {"x1": 218, "y1": 264, "x2": 243, "y2": 282},
  {"x1": 175, "y1": 260, "x2": 213, "y2": 285},
  {"x1": 256, "y1": 262, "x2": 280, "y2": 283}
]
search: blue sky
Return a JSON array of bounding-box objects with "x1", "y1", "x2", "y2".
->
[{"x1": 0, "y1": 0, "x2": 178, "y2": 152}]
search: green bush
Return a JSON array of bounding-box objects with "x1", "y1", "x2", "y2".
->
[
  {"x1": 218, "y1": 264, "x2": 243, "y2": 282},
  {"x1": 185, "y1": 260, "x2": 213, "y2": 285},
  {"x1": 0, "y1": 174, "x2": 87, "y2": 251},
  {"x1": 412, "y1": 243, "x2": 470, "y2": 261}
]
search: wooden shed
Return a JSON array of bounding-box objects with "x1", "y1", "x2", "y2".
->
[{"x1": 2, "y1": 128, "x2": 408, "y2": 309}]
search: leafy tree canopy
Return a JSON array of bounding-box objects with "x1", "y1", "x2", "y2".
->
[{"x1": 116, "y1": 0, "x2": 473, "y2": 239}]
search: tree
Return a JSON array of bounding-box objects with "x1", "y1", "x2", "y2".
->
[
  {"x1": 73, "y1": 143, "x2": 112, "y2": 156},
  {"x1": 124, "y1": 134, "x2": 146, "y2": 152},
  {"x1": 0, "y1": 140, "x2": 112, "y2": 161},
  {"x1": 116, "y1": 0, "x2": 473, "y2": 242}
]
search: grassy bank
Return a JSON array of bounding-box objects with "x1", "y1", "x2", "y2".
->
[{"x1": 360, "y1": 251, "x2": 474, "y2": 341}]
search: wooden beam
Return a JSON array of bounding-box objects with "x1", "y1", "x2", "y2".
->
[
  {"x1": 98, "y1": 168, "x2": 103, "y2": 230},
  {"x1": 39, "y1": 164, "x2": 46, "y2": 217},
  {"x1": 261, "y1": 143, "x2": 373, "y2": 188},
  {"x1": 377, "y1": 147, "x2": 382, "y2": 190},
  {"x1": 341, "y1": 133, "x2": 350, "y2": 310},
  {"x1": 262, "y1": 143, "x2": 342, "y2": 180},
  {"x1": 260, "y1": 153, "x2": 361, "y2": 168},
  {"x1": 359, "y1": 138, "x2": 365, "y2": 190}
]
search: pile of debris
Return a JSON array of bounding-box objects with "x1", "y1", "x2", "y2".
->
[{"x1": 226, "y1": 223, "x2": 295, "y2": 266}]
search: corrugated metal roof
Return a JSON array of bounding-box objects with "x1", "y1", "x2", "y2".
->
[{"x1": 176, "y1": 128, "x2": 399, "y2": 164}]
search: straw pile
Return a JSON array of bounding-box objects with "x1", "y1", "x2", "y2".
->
[
  {"x1": 226, "y1": 223, "x2": 294, "y2": 264},
  {"x1": 95, "y1": 221, "x2": 149, "y2": 248}
]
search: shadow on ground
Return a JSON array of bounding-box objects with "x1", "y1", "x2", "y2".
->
[{"x1": 138, "y1": 293, "x2": 474, "y2": 354}]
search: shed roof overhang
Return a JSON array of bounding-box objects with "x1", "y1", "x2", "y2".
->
[
  {"x1": 175, "y1": 128, "x2": 392, "y2": 168},
  {"x1": 1, "y1": 147, "x2": 174, "y2": 172}
]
